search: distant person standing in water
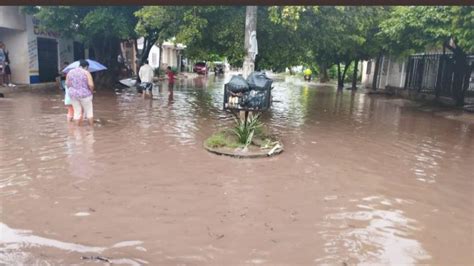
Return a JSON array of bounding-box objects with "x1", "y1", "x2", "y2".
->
[
  {"x1": 58, "y1": 61, "x2": 80, "y2": 121},
  {"x1": 66, "y1": 60, "x2": 95, "y2": 126},
  {"x1": 0, "y1": 41, "x2": 6, "y2": 87},
  {"x1": 138, "y1": 59, "x2": 154, "y2": 98},
  {"x1": 166, "y1": 66, "x2": 175, "y2": 102},
  {"x1": 3, "y1": 44, "x2": 15, "y2": 87},
  {"x1": 166, "y1": 66, "x2": 175, "y2": 87}
]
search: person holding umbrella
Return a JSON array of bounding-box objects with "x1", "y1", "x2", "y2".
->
[
  {"x1": 63, "y1": 59, "x2": 106, "y2": 126},
  {"x1": 58, "y1": 61, "x2": 80, "y2": 121},
  {"x1": 66, "y1": 60, "x2": 96, "y2": 126}
]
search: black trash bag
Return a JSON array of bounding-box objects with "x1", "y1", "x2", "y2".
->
[
  {"x1": 241, "y1": 90, "x2": 268, "y2": 109},
  {"x1": 226, "y1": 75, "x2": 249, "y2": 93},
  {"x1": 247, "y1": 72, "x2": 273, "y2": 91}
]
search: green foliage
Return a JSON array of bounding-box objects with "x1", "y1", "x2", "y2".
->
[
  {"x1": 82, "y1": 7, "x2": 134, "y2": 39},
  {"x1": 27, "y1": 6, "x2": 138, "y2": 44},
  {"x1": 379, "y1": 6, "x2": 474, "y2": 54},
  {"x1": 450, "y1": 6, "x2": 474, "y2": 53},
  {"x1": 177, "y1": 6, "x2": 246, "y2": 66},
  {"x1": 232, "y1": 114, "x2": 263, "y2": 146},
  {"x1": 24, "y1": 5, "x2": 472, "y2": 83},
  {"x1": 134, "y1": 6, "x2": 183, "y2": 65},
  {"x1": 135, "y1": 6, "x2": 181, "y2": 43},
  {"x1": 328, "y1": 65, "x2": 338, "y2": 80},
  {"x1": 256, "y1": 7, "x2": 306, "y2": 72},
  {"x1": 268, "y1": 6, "x2": 315, "y2": 30},
  {"x1": 23, "y1": 6, "x2": 140, "y2": 84},
  {"x1": 343, "y1": 62, "x2": 361, "y2": 82},
  {"x1": 205, "y1": 131, "x2": 240, "y2": 148},
  {"x1": 268, "y1": 6, "x2": 388, "y2": 83}
]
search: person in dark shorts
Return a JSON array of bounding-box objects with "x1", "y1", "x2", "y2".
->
[{"x1": 138, "y1": 60, "x2": 154, "y2": 98}]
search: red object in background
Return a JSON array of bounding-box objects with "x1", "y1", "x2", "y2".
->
[
  {"x1": 193, "y1": 62, "x2": 207, "y2": 75},
  {"x1": 167, "y1": 69, "x2": 175, "y2": 84}
]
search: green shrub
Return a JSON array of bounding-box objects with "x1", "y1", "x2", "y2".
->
[
  {"x1": 205, "y1": 132, "x2": 228, "y2": 148},
  {"x1": 206, "y1": 131, "x2": 240, "y2": 148},
  {"x1": 232, "y1": 114, "x2": 262, "y2": 147}
]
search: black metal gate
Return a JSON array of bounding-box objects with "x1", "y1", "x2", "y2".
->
[
  {"x1": 37, "y1": 37, "x2": 58, "y2": 82},
  {"x1": 405, "y1": 53, "x2": 474, "y2": 100}
]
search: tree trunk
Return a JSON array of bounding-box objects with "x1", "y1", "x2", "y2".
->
[
  {"x1": 319, "y1": 63, "x2": 329, "y2": 83},
  {"x1": 90, "y1": 37, "x2": 121, "y2": 88},
  {"x1": 352, "y1": 59, "x2": 359, "y2": 89},
  {"x1": 337, "y1": 62, "x2": 342, "y2": 88},
  {"x1": 372, "y1": 53, "x2": 382, "y2": 91},
  {"x1": 141, "y1": 37, "x2": 158, "y2": 64},
  {"x1": 340, "y1": 60, "x2": 351, "y2": 88}
]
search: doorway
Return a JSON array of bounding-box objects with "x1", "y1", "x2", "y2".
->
[
  {"x1": 37, "y1": 37, "x2": 58, "y2": 82},
  {"x1": 73, "y1": 41, "x2": 85, "y2": 61}
]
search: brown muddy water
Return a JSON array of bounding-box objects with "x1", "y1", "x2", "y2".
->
[{"x1": 1, "y1": 74, "x2": 473, "y2": 265}]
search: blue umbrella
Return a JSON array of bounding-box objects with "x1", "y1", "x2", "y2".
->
[{"x1": 62, "y1": 59, "x2": 107, "y2": 73}]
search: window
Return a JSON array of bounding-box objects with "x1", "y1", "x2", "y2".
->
[{"x1": 366, "y1": 61, "x2": 372, "y2": 74}]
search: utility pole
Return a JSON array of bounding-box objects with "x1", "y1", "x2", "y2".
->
[
  {"x1": 240, "y1": 6, "x2": 258, "y2": 123},
  {"x1": 242, "y1": 6, "x2": 257, "y2": 79}
]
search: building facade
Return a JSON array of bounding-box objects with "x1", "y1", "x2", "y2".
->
[
  {"x1": 361, "y1": 55, "x2": 407, "y2": 89},
  {"x1": 137, "y1": 37, "x2": 186, "y2": 71},
  {"x1": 361, "y1": 53, "x2": 474, "y2": 104},
  {"x1": 0, "y1": 6, "x2": 84, "y2": 84}
]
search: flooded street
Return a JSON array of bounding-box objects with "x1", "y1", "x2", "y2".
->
[{"x1": 1, "y1": 74, "x2": 473, "y2": 265}]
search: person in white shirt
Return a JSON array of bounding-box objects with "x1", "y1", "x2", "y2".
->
[{"x1": 138, "y1": 60, "x2": 154, "y2": 98}]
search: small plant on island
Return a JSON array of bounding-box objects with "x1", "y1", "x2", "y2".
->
[
  {"x1": 204, "y1": 114, "x2": 283, "y2": 157},
  {"x1": 232, "y1": 113, "x2": 262, "y2": 148}
]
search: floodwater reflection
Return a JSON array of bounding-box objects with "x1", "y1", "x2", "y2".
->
[
  {"x1": 316, "y1": 196, "x2": 431, "y2": 264},
  {"x1": 0, "y1": 223, "x2": 146, "y2": 265},
  {"x1": 0, "y1": 72, "x2": 473, "y2": 264}
]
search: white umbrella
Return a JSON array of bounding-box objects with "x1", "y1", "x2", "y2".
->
[{"x1": 62, "y1": 59, "x2": 107, "y2": 73}]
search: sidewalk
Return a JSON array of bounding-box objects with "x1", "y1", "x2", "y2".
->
[{"x1": 0, "y1": 82, "x2": 57, "y2": 96}]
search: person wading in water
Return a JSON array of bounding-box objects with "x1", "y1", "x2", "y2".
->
[{"x1": 66, "y1": 60, "x2": 95, "y2": 126}]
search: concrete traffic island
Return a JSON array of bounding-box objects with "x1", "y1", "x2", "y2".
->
[{"x1": 203, "y1": 129, "x2": 283, "y2": 159}]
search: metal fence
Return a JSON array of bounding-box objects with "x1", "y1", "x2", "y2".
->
[{"x1": 404, "y1": 53, "x2": 474, "y2": 98}]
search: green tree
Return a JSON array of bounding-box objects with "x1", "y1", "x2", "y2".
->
[
  {"x1": 379, "y1": 6, "x2": 473, "y2": 105},
  {"x1": 255, "y1": 7, "x2": 306, "y2": 72},
  {"x1": 134, "y1": 6, "x2": 184, "y2": 71},
  {"x1": 268, "y1": 6, "x2": 387, "y2": 87},
  {"x1": 175, "y1": 6, "x2": 246, "y2": 66},
  {"x1": 22, "y1": 6, "x2": 140, "y2": 85}
]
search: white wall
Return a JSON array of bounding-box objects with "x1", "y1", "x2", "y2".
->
[
  {"x1": 0, "y1": 28, "x2": 29, "y2": 84},
  {"x1": 361, "y1": 56, "x2": 407, "y2": 89},
  {"x1": 0, "y1": 11, "x2": 77, "y2": 84},
  {"x1": 148, "y1": 45, "x2": 160, "y2": 68},
  {"x1": 0, "y1": 6, "x2": 26, "y2": 31},
  {"x1": 26, "y1": 15, "x2": 74, "y2": 83},
  {"x1": 361, "y1": 60, "x2": 375, "y2": 88},
  {"x1": 147, "y1": 44, "x2": 180, "y2": 69},
  {"x1": 387, "y1": 60, "x2": 406, "y2": 88}
]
